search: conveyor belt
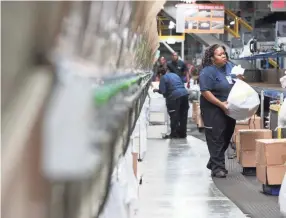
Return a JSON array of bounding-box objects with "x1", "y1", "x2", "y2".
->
[
  {"x1": 188, "y1": 122, "x2": 282, "y2": 218},
  {"x1": 249, "y1": 83, "x2": 286, "y2": 99}
]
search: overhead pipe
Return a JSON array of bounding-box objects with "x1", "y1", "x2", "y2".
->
[{"x1": 161, "y1": 41, "x2": 183, "y2": 60}]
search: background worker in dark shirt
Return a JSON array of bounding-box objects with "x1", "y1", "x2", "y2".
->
[
  {"x1": 152, "y1": 56, "x2": 167, "y2": 81},
  {"x1": 153, "y1": 66, "x2": 189, "y2": 139},
  {"x1": 167, "y1": 52, "x2": 190, "y2": 88}
]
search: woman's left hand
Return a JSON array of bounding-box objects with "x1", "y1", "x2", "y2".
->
[
  {"x1": 153, "y1": 89, "x2": 159, "y2": 93},
  {"x1": 237, "y1": 74, "x2": 245, "y2": 81}
]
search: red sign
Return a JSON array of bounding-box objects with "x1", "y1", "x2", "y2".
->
[
  {"x1": 272, "y1": 0, "x2": 285, "y2": 8},
  {"x1": 270, "y1": 0, "x2": 286, "y2": 11}
]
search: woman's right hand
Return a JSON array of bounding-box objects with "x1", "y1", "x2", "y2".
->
[{"x1": 219, "y1": 101, "x2": 229, "y2": 114}]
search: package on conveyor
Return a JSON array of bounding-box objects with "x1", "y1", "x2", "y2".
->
[
  {"x1": 256, "y1": 139, "x2": 286, "y2": 185},
  {"x1": 196, "y1": 105, "x2": 204, "y2": 128},
  {"x1": 249, "y1": 115, "x2": 262, "y2": 129},
  {"x1": 227, "y1": 80, "x2": 260, "y2": 121},
  {"x1": 233, "y1": 115, "x2": 262, "y2": 145},
  {"x1": 278, "y1": 99, "x2": 286, "y2": 128},
  {"x1": 192, "y1": 101, "x2": 199, "y2": 122},
  {"x1": 280, "y1": 70, "x2": 286, "y2": 89},
  {"x1": 236, "y1": 129, "x2": 272, "y2": 167}
]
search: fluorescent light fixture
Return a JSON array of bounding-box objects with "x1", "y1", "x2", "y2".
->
[
  {"x1": 167, "y1": 38, "x2": 176, "y2": 44},
  {"x1": 180, "y1": 0, "x2": 196, "y2": 3},
  {"x1": 168, "y1": 21, "x2": 176, "y2": 29}
]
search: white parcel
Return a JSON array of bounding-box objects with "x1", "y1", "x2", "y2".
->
[
  {"x1": 231, "y1": 65, "x2": 245, "y2": 76},
  {"x1": 227, "y1": 80, "x2": 260, "y2": 120},
  {"x1": 279, "y1": 173, "x2": 286, "y2": 217},
  {"x1": 280, "y1": 70, "x2": 286, "y2": 89},
  {"x1": 278, "y1": 99, "x2": 286, "y2": 128}
]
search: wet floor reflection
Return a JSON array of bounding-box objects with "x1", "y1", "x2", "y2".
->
[{"x1": 137, "y1": 131, "x2": 246, "y2": 218}]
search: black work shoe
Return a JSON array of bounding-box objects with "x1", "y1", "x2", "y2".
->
[
  {"x1": 223, "y1": 169, "x2": 229, "y2": 174},
  {"x1": 162, "y1": 134, "x2": 177, "y2": 139},
  {"x1": 212, "y1": 171, "x2": 226, "y2": 178},
  {"x1": 177, "y1": 135, "x2": 187, "y2": 139}
]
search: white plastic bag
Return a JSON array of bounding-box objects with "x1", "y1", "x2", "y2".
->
[
  {"x1": 227, "y1": 80, "x2": 260, "y2": 120},
  {"x1": 279, "y1": 173, "x2": 286, "y2": 217},
  {"x1": 278, "y1": 99, "x2": 286, "y2": 128},
  {"x1": 280, "y1": 71, "x2": 286, "y2": 89}
]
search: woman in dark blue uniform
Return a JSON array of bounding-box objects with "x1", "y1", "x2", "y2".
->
[{"x1": 199, "y1": 44, "x2": 236, "y2": 178}]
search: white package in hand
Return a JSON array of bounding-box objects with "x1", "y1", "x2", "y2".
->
[
  {"x1": 227, "y1": 80, "x2": 260, "y2": 120},
  {"x1": 279, "y1": 173, "x2": 286, "y2": 216},
  {"x1": 278, "y1": 99, "x2": 286, "y2": 128},
  {"x1": 231, "y1": 65, "x2": 245, "y2": 76},
  {"x1": 280, "y1": 71, "x2": 286, "y2": 88}
]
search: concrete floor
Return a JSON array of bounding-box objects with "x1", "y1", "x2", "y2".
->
[{"x1": 136, "y1": 122, "x2": 247, "y2": 218}]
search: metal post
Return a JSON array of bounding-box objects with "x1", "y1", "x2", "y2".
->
[
  {"x1": 181, "y1": 41, "x2": 184, "y2": 61},
  {"x1": 266, "y1": 59, "x2": 269, "y2": 69},
  {"x1": 280, "y1": 57, "x2": 284, "y2": 69},
  {"x1": 280, "y1": 93, "x2": 284, "y2": 105},
  {"x1": 161, "y1": 41, "x2": 182, "y2": 59},
  {"x1": 261, "y1": 90, "x2": 265, "y2": 129}
]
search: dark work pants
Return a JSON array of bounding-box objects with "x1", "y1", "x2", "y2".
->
[
  {"x1": 166, "y1": 95, "x2": 189, "y2": 137},
  {"x1": 201, "y1": 105, "x2": 236, "y2": 174}
]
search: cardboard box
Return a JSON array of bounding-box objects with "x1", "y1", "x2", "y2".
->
[
  {"x1": 256, "y1": 139, "x2": 286, "y2": 166},
  {"x1": 256, "y1": 164, "x2": 286, "y2": 185},
  {"x1": 234, "y1": 124, "x2": 250, "y2": 144},
  {"x1": 236, "y1": 129, "x2": 272, "y2": 161},
  {"x1": 192, "y1": 102, "x2": 199, "y2": 121},
  {"x1": 235, "y1": 125, "x2": 249, "y2": 161},
  {"x1": 250, "y1": 116, "x2": 262, "y2": 129},
  {"x1": 196, "y1": 107, "x2": 204, "y2": 128},
  {"x1": 238, "y1": 129, "x2": 272, "y2": 151},
  {"x1": 239, "y1": 150, "x2": 256, "y2": 167}
]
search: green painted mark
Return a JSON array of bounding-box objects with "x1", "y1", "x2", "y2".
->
[{"x1": 94, "y1": 76, "x2": 140, "y2": 106}]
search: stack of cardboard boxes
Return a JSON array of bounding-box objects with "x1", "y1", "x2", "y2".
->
[
  {"x1": 192, "y1": 101, "x2": 204, "y2": 128},
  {"x1": 237, "y1": 129, "x2": 272, "y2": 167},
  {"x1": 235, "y1": 115, "x2": 275, "y2": 168},
  {"x1": 256, "y1": 139, "x2": 286, "y2": 185},
  {"x1": 192, "y1": 101, "x2": 199, "y2": 122},
  {"x1": 196, "y1": 105, "x2": 204, "y2": 128},
  {"x1": 234, "y1": 115, "x2": 262, "y2": 145}
]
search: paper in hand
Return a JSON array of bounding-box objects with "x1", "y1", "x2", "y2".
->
[{"x1": 231, "y1": 65, "x2": 245, "y2": 76}]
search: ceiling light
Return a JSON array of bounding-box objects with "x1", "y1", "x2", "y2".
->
[
  {"x1": 180, "y1": 0, "x2": 196, "y2": 3},
  {"x1": 169, "y1": 21, "x2": 176, "y2": 29},
  {"x1": 167, "y1": 39, "x2": 176, "y2": 44}
]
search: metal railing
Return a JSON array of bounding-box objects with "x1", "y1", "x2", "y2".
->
[
  {"x1": 47, "y1": 72, "x2": 153, "y2": 218},
  {"x1": 224, "y1": 9, "x2": 253, "y2": 38}
]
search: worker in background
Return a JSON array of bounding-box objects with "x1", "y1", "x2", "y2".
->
[
  {"x1": 152, "y1": 56, "x2": 167, "y2": 81},
  {"x1": 167, "y1": 52, "x2": 190, "y2": 88},
  {"x1": 199, "y1": 44, "x2": 237, "y2": 178},
  {"x1": 153, "y1": 65, "x2": 189, "y2": 139}
]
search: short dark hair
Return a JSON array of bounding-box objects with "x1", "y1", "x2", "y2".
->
[{"x1": 158, "y1": 65, "x2": 167, "y2": 75}]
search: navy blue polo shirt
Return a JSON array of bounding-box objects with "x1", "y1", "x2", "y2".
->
[
  {"x1": 159, "y1": 72, "x2": 188, "y2": 101},
  {"x1": 199, "y1": 62, "x2": 234, "y2": 103},
  {"x1": 167, "y1": 60, "x2": 187, "y2": 81}
]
